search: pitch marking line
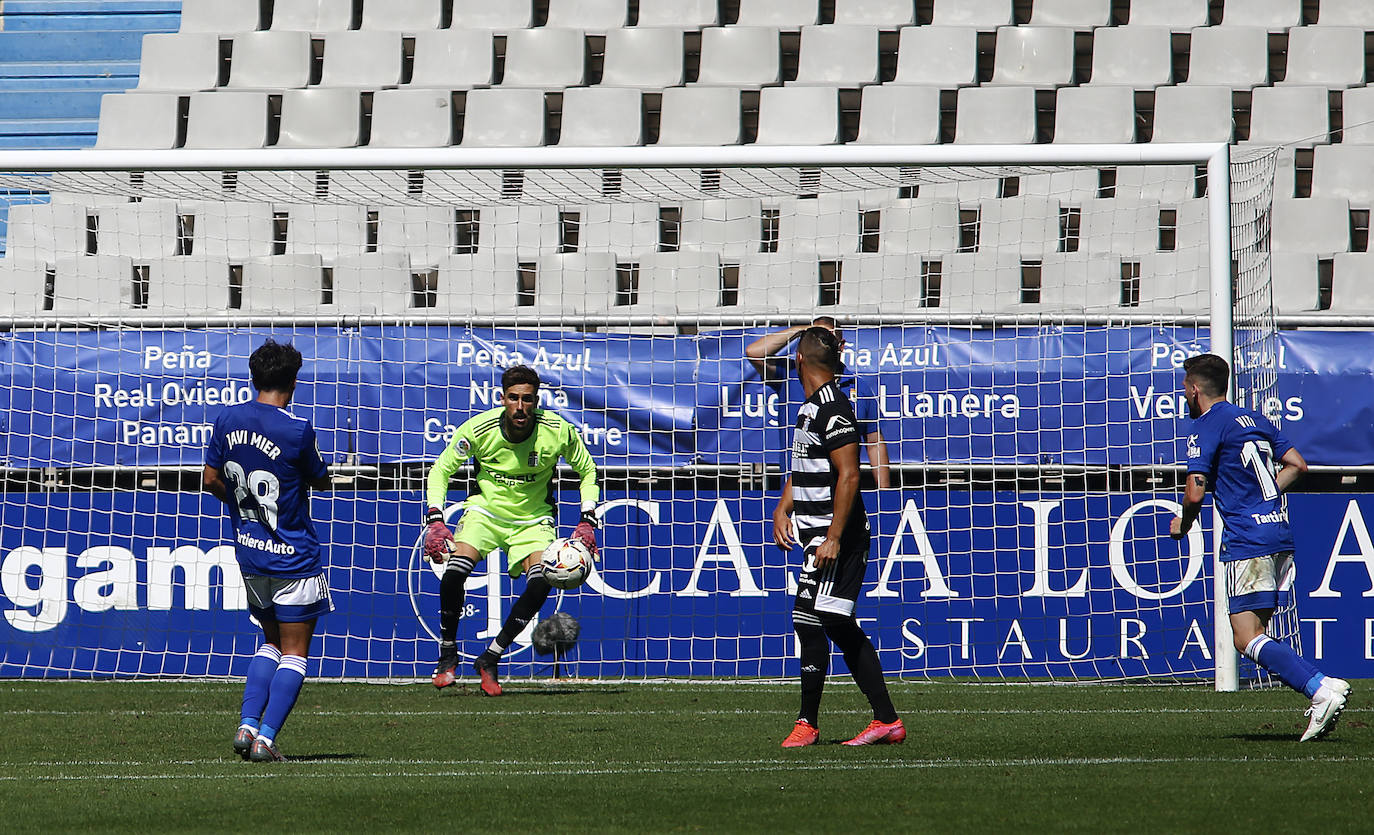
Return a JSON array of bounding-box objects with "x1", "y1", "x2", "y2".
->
[
  {"x1": 4, "y1": 755, "x2": 1373, "y2": 782},
  {"x1": 1, "y1": 706, "x2": 1358, "y2": 718}
]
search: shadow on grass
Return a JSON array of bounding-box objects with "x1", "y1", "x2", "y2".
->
[
  {"x1": 1223, "y1": 732, "x2": 1302, "y2": 742},
  {"x1": 285, "y1": 752, "x2": 363, "y2": 762}
]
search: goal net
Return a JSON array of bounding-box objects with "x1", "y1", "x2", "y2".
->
[{"x1": 0, "y1": 145, "x2": 1284, "y2": 686}]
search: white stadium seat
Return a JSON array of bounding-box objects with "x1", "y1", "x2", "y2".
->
[
  {"x1": 794, "y1": 25, "x2": 879, "y2": 87},
  {"x1": 191, "y1": 204, "x2": 275, "y2": 261},
  {"x1": 978, "y1": 197, "x2": 1063, "y2": 258},
  {"x1": 936, "y1": 252, "x2": 1024, "y2": 314},
  {"x1": 631, "y1": 251, "x2": 722, "y2": 313},
  {"x1": 546, "y1": 0, "x2": 630, "y2": 31},
  {"x1": 1089, "y1": 26, "x2": 1173, "y2": 88},
  {"x1": 636, "y1": 0, "x2": 717, "y2": 28},
  {"x1": 755, "y1": 87, "x2": 840, "y2": 145},
  {"x1": 460, "y1": 89, "x2": 545, "y2": 148},
  {"x1": 180, "y1": 0, "x2": 260, "y2": 33},
  {"x1": 1341, "y1": 87, "x2": 1374, "y2": 144},
  {"x1": 1129, "y1": 0, "x2": 1207, "y2": 28},
  {"x1": 1271, "y1": 198, "x2": 1350, "y2": 255},
  {"x1": 1019, "y1": 170, "x2": 1101, "y2": 201},
  {"x1": 1038, "y1": 254, "x2": 1126, "y2": 313},
  {"x1": 894, "y1": 26, "x2": 978, "y2": 87},
  {"x1": 333, "y1": 253, "x2": 417, "y2": 314},
  {"x1": 435, "y1": 253, "x2": 522, "y2": 315},
  {"x1": 558, "y1": 87, "x2": 643, "y2": 147},
  {"x1": 146, "y1": 259, "x2": 232, "y2": 313},
  {"x1": 1282, "y1": 26, "x2": 1365, "y2": 89},
  {"x1": 1134, "y1": 252, "x2": 1209, "y2": 313},
  {"x1": 282, "y1": 204, "x2": 368, "y2": 263},
  {"x1": 185, "y1": 91, "x2": 270, "y2": 149},
  {"x1": 370, "y1": 88, "x2": 454, "y2": 147},
  {"x1": 931, "y1": 0, "x2": 1012, "y2": 28},
  {"x1": 657, "y1": 87, "x2": 741, "y2": 146},
  {"x1": 500, "y1": 28, "x2": 587, "y2": 89},
  {"x1": 681, "y1": 199, "x2": 762, "y2": 260},
  {"x1": 855, "y1": 85, "x2": 941, "y2": 145},
  {"x1": 479, "y1": 205, "x2": 561, "y2": 258},
  {"x1": 378, "y1": 206, "x2": 455, "y2": 267},
  {"x1": 955, "y1": 86, "x2": 1038, "y2": 144},
  {"x1": 694, "y1": 26, "x2": 781, "y2": 88},
  {"x1": 578, "y1": 204, "x2": 661, "y2": 259},
  {"x1": 227, "y1": 31, "x2": 312, "y2": 90},
  {"x1": 600, "y1": 28, "x2": 685, "y2": 89},
  {"x1": 451, "y1": 0, "x2": 531, "y2": 29},
  {"x1": 361, "y1": 0, "x2": 443, "y2": 31},
  {"x1": 321, "y1": 31, "x2": 404, "y2": 89},
  {"x1": 1269, "y1": 252, "x2": 1321, "y2": 314},
  {"x1": 6, "y1": 203, "x2": 88, "y2": 264},
  {"x1": 242, "y1": 255, "x2": 325, "y2": 312},
  {"x1": 1151, "y1": 85, "x2": 1233, "y2": 143},
  {"x1": 1029, "y1": 0, "x2": 1111, "y2": 27},
  {"x1": 736, "y1": 0, "x2": 819, "y2": 28},
  {"x1": 533, "y1": 253, "x2": 619, "y2": 315},
  {"x1": 0, "y1": 260, "x2": 48, "y2": 316},
  {"x1": 271, "y1": 0, "x2": 352, "y2": 33},
  {"x1": 1221, "y1": 0, "x2": 1300, "y2": 30},
  {"x1": 1320, "y1": 0, "x2": 1374, "y2": 26},
  {"x1": 95, "y1": 93, "x2": 180, "y2": 150},
  {"x1": 409, "y1": 30, "x2": 496, "y2": 89},
  {"x1": 136, "y1": 33, "x2": 219, "y2": 92},
  {"x1": 777, "y1": 195, "x2": 861, "y2": 257},
  {"x1": 738, "y1": 254, "x2": 823, "y2": 315},
  {"x1": 1331, "y1": 253, "x2": 1374, "y2": 313},
  {"x1": 990, "y1": 26, "x2": 1076, "y2": 87},
  {"x1": 1183, "y1": 26, "x2": 1270, "y2": 88},
  {"x1": 1311, "y1": 145, "x2": 1374, "y2": 205},
  {"x1": 96, "y1": 201, "x2": 179, "y2": 259},
  {"x1": 1054, "y1": 85, "x2": 1137, "y2": 143},
  {"x1": 1114, "y1": 165, "x2": 1197, "y2": 202},
  {"x1": 838, "y1": 254, "x2": 925, "y2": 313},
  {"x1": 277, "y1": 88, "x2": 363, "y2": 148},
  {"x1": 879, "y1": 199, "x2": 961, "y2": 254},
  {"x1": 833, "y1": 0, "x2": 916, "y2": 27},
  {"x1": 1246, "y1": 86, "x2": 1330, "y2": 146},
  {"x1": 52, "y1": 256, "x2": 136, "y2": 315},
  {"x1": 1078, "y1": 198, "x2": 1161, "y2": 256}
]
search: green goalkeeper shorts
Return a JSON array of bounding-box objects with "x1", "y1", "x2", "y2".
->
[{"x1": 454, "y1": 509, "x2": 557, "y2": 577}]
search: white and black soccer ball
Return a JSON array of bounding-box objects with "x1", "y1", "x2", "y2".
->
[{"x1": 540, "y1": 537, "x2": 593, "y2": 590}]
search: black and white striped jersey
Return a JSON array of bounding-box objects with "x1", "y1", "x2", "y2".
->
[{"x1": 790, "y1": 380, "x2": 870, "y2": 550}]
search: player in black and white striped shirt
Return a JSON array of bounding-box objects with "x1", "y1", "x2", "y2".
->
[{"x1": 772, "y1": 326, "x2": 904, "y2": 748}]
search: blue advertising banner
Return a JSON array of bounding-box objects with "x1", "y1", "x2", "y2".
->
[
  {"x1": 3, "y1": 490, "x2": 1372, "y2": 680},
  {"x1": 2, "y1": 326, "x2": 1373, "y2": 469}
]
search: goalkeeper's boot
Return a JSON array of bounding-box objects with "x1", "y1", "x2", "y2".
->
[
  {"x1": 1301, "y1": 677, "x2": 1351, "y2": 742},
  {"x1": 842, "y1": 718, "x2": 907, "y2": 746},
  {"x1": 780, "y1": 720, "x2": 819, "y2": 748},
  {"x1": 233, "y1": 726, "x2": 257, "y2": 760},
  {"x1": 248, "y1": 737, "x2": 286, "y2": 763},
  {"x1": 474, "y1": 653, "x2": 503, "y2": 697},
  {"x1": 431, "y1": 643, "x2": 460, "y2": 689}
]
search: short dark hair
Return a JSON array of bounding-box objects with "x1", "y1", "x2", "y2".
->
[
  {"x1": 1183, "y1": 353, "x2": 1229, "y2": 397},
  {"x1": 811, "y1": 315, "x2": 838, "y2": 330},
  {"x1": 502, "y1": 365, "x2": 540, "y2": 391},
  {"x1": 798, "y1": 326, "x2": 844, "y2": 374},
  {"x1": 249, "y1": 338, "x2": 303, "y2": 393}
]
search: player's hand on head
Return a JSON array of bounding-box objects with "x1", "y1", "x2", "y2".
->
[
  {"x1": 423, "y1": 507, "x2": 455, "y2": 562},
  {"x1": 573, "y1": 510, "x2": 599, "y2": 558}
]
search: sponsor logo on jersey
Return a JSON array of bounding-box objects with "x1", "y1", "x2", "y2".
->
[
  {"x1": 1186, "y1": 433, "x2": 1201, "y2": 459},
  {"x1": 826, "y1": 415, "x2": 852, "y2": 432},
  {"x1": 456, "y1": 437, "x2": 471, "y2": 456},
  {"x1": 797, "y1": 588, "x2": 813, "y2": 600}
]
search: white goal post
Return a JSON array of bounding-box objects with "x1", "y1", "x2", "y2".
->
[{"x1": 0, "y1": 142, "x2": 1283, "y2": 689}]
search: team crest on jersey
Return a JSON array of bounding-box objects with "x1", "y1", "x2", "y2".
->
[
  {"x1": 528, "y1": 450, "x2": 539, "y2": 467},
  {"x1": 456, "y1": 437, "x2": 471, "y2": 456}
]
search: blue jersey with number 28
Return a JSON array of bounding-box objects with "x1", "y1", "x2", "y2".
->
[
  {"x1": 205, "y1": 400, "x2": 328, "y2": 578},
  {"x1": 1184, "y1": 400, "x2": 1295, "y2": 561}
]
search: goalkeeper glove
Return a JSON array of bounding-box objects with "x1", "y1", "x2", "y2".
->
[
  {"x1": 572, "y1": 510, "x2": 599, "y2": 558},
  {"x1": 423, "y1": 507, "x2": 455, "y2": 562}
]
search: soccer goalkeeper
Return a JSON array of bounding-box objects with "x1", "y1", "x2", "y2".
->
[{"x1": 424, "y1": 365, "x2": 600, "y2": 694}]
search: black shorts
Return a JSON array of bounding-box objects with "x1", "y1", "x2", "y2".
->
[{"x1": 793, "y1": 537, "x2": 868, "y2": 618}]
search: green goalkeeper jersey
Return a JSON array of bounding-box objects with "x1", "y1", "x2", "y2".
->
[{"x1": 426, "y1": 406, "x2": 599, "y2": 524}]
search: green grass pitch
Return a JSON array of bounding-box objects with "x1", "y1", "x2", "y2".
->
[{"x1": 1, "y1": 678, "x2": 1369, "y2": 832}]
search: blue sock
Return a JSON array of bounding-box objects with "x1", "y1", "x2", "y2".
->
[
  {"x1": 240, "y1": 644, "x2": 281, "y2": 730},
  {"x1": 1245, "y1": 635, "x2": 1324, "y2": 698},
  {"x1": 257, "y1": 654, "x2": 308, "y2": 743}
]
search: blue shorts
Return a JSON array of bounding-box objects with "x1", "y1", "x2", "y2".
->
[
  {"x1": 1224, "y1": 552, "x2": 1294, "y2": 614},
  {"x1": 244, "y1": 573, "x2": 334, "y2": 623}
]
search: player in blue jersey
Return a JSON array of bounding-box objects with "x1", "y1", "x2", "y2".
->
[
  {"x1": 1171, "y1": 353, "x2": 1349, "y2": 741},
  {"x1": 746, "y1": 316, "x2": 892, "y2": 488},
  {"x1": 204, "y1": 339, "x2": 334, "y2": 762}
]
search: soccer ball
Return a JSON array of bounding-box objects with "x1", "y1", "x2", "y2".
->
[{"x1": 540, "y1": 537, "x2": 593, "y2": 590}]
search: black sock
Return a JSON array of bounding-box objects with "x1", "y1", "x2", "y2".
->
[
  {"x1": 822, "y1": 614, "x2": 898, "y2": 724},
  {"x1": 487, "y1": 566, "x2": 552, "y2": 658},
  {"x1": 794, "y1": 615, "x2": 829, "y2": 727},
  {"x1": 438, "y1": 556, "x2": 477, "y2": 644}
]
